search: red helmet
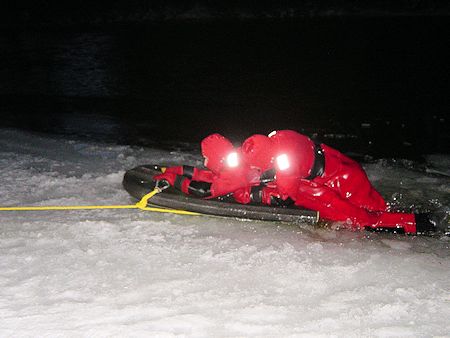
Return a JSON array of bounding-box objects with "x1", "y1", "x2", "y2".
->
[
  {"x1": 201, "y1": 133, "x2": 235, "y2": 173},
  {"x1": 241, "y1": 134, "x2": 274, "y2": 171}
]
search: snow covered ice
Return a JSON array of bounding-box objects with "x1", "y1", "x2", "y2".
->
[{"x1": 0, "y1": 128, "x2": 449, "y2": 337}]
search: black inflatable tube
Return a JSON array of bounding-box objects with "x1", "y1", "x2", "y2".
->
[{"x1": 122, "y1": 164, "x2": 318, "y2": 224}]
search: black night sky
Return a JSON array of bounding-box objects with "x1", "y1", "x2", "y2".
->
[{"x1": 1, "y1": 1, "x2": 449, "y2": 159}]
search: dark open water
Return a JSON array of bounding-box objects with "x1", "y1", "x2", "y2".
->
[{"x1": 1, "y1": 17, "x2": 449, "y2": 159}]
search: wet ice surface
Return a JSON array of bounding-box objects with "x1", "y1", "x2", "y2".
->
[{"x1": 0, "y1": 129, "x2": 449, "y2": 337}]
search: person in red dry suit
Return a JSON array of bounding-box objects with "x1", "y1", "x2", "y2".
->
[
  {"x1": 240, "y1": 130, "x2": 437, "y2": 234},
  {"x1": 152, "y1": 133, "x2": 262, "y2": 204}
]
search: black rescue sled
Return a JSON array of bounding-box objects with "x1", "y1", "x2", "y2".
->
[{"x1": 123, "y1": 164, "x2": 318, "y2": 224}]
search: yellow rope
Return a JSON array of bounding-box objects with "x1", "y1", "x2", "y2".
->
[
  {"x1": 0, "y1": 189, "x2": 201, "y2": 216},
  {"x1": 135, "y1": 189, "x2": 160, "y2": 209}
]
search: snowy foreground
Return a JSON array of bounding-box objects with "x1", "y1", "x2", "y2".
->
[{"x1": 0, "y1": 129, "x2": 449, "y2": 337}]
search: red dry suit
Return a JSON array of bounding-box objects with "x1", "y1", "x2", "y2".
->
[{"x1": 242, "y1": 130, "x2": 428, "y2": 234}]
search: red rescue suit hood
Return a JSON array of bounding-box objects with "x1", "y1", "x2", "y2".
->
[{"x1": 201, "y1": 133, "x2": 235, "y2": 174}]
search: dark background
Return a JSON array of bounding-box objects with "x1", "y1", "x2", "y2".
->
[{"x1": 1, "y1": 1, "x2": 449, "y2": 160}]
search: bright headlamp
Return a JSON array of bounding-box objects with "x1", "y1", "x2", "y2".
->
[
  {"x1": 276, "y1": 154, "x2": 290, "y2": 170},
  {"x1": 226, "y1": 152, "x2": 239, "y2": 168}
]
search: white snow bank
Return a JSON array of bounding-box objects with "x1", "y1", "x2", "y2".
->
[{"x1": 0, "y1": 129, "x2": 449, "y2": 337}]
